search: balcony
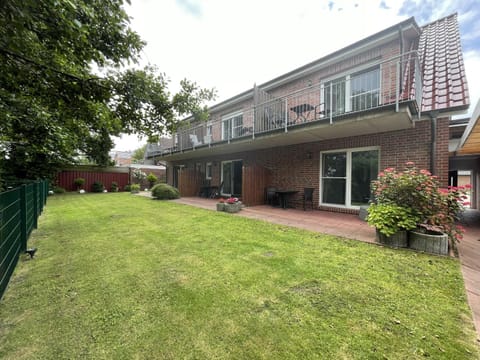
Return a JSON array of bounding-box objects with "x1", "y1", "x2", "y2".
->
[{"x1": 147, "y1": 52, "x2": 422, "y2": 160}]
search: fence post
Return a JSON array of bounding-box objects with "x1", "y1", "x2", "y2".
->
[{"x1": 20, "y1": 185, "x2": 28, "y2": 253}]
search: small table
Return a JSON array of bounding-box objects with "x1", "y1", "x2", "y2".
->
[
  {"x1": 275, "y1": 190, "x2": 299, "y2": 209},
  {"x1": 290, "y1": 104, "x2": 314, "y2": 123}
]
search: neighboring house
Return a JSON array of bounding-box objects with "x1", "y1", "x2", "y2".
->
[
  {"x1": 450, "y1": 99, "x2": 480, "y2": 209},
  {"x1": 146, "y1": 14, "x2": 470, "y2": 213},
  {"x1": 111, "y1": 151, "x2": 134, "y2": 166}
]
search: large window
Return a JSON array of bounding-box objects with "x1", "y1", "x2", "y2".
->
[
  {"x1": 222, "y1": 112, "x2": 243, "y2": 140},
  {"x1": 322, "y1": 66, "x2": 380, "y2": 116},
  {"x1": 321, "y1": 148, "x2": 379, "y2": 207}
]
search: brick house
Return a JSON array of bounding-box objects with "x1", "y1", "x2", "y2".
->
[{"x1": 146, "y1": 14, "x2": 469, "y2": 213}]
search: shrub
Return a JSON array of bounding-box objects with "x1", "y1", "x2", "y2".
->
[
  {"x1": 367, "y1": 203, "x2": 419, "y2": 237},
  {"x1": 130, "y1": 184, "x2": 141, "y2": 193},
  {"x1": 124, "y1": 184, "x2": 131, "y2": 192},
  {"x1": 146, "y1": 173, "x2": 158, "y2": 188},
  {"x1": 151, "y1": 183, "x2": 180, "y2": 200},
  {"x1": 91, "y1": 181, "x2": 104, "y2": 193},
  {"x1": 110, "y1": 181, "x2": 119, "y2": 192},
  {"x1": 73, "y1": 177, "x2": 85, "y2": 190},
  {"x1": 369, "y1": 162, "x2": 469, "y2": 243},
  {"x1": 53, "y1": 186, "x2": 66, "y2": 194}
]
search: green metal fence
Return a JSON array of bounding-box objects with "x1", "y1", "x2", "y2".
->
[{"x1": 0, "y1": 180, "x2": 48, "y2": 300}]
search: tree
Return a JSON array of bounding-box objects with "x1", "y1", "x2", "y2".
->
[
  {"x1": 132, "y1": 145, "x2": 146, "y2": 163},
  {"x1": 0, "y1": 0, "x2": 215, "y2": 182}
]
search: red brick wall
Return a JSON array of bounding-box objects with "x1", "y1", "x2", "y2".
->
[{"x1": 166, "y1": 116, "x2": 449, "y2": 211}]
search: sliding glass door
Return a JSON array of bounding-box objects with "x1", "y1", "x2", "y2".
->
[
  {"x1": 221, "y1": 160, "x2": 243, "y2": 197},
  {"x1": 321, "y1": 148, "x2": 379, "y2": 207}
]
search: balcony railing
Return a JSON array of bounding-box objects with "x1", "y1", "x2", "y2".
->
[{"x1": 148, "y1": 52, "x2": 422, "y2": 158}]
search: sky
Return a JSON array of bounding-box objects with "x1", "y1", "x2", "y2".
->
[{"x1": 113, "y1": 0, "x2": 480, "y2": 150}]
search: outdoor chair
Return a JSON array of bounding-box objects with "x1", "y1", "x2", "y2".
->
[
  {"x1": 265, "y1": 187, "x2": 279, "y2": 207},
  {"x1": 303, "y1": 187, "x2": 314, "y2": 210},
  {"x1": 189, "y1": 134, "x2": 202, "y2": 147}
]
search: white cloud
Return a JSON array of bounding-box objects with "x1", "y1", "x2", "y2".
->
[{"x1": 463, "y1": 50, "x2": 480, "y2": 116}]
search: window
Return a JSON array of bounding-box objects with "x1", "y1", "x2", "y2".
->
[
  {"x1": 322, "y1": 66, "x2": 380, "y2": 116},
  {"x1": 222, "y1": 112, "x2": 243, "y2": 140},
  {"x1": 321, "y1": 148, "x2": 379, "y2": 208},
  {"x1": 350, "y1": 68, "x2": 380, "y2": 112},
  {"x1": 206, "y1": 162, "x2": 212, "y2": 180}
]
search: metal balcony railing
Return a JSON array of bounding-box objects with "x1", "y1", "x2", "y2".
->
[{"x1": 147, "y1": 52, "x2": 422, "y2": 158}]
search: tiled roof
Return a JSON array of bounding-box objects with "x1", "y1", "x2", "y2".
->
[{"x1": 418, "y1": 13, "x2": 469, "y2": 112}]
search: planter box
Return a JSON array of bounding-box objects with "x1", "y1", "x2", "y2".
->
[
  {"x1": 376, "y1": 229, "x2": 408, "y2": 248},
  {"x1": 216, "y1": 203, "x2": 225, "y2": 211},
  {"x1": 224, "y1": 203, "x2": 241, "y2": 213},
  {"x1": 408, "y1": 230, "x2": 448, "y2": 255}
]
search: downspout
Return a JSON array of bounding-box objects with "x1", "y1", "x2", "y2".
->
[{"x1": 430, "y1": 112, "x2": 439, "y2": 175}]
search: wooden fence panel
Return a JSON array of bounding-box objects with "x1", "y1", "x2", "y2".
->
[
  {"x1": 178, "y1": 168, "x2": 203, "y2": 197},
  {"x1": 56, "y1": 170, "x2": 129, "y2": 192},
  {"x1": 242, "y1": 164, "x2": 271, "y2": 206}
]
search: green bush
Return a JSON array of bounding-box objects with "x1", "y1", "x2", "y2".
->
[
  {"x1": 53, "y1": 186, "x2": 66, "y2": 194},
  {"x1": 130, "y1": 184, "x2": 141, "y2": 193},
  {"x1": 124, "y1": 184, "x2": 131, "y2": 192},
  {"x1": 367, "y1": 203, "x2": 419, "y2": 237},
  {"x1": 73, "y1": 177, "x2": 85, "y2": 190},
  {"x1": 91, "y1": 181, "x2": 104, "y2": 193},
  {"x1": 111, "y1": 181, "x2": 119, "y2": 192},
  {"x1": 146, "y1": 173, "x2": 158, "y2": 188},
  {"x1": 151, "y1": 183, "x2": 180, "y2": 200}
]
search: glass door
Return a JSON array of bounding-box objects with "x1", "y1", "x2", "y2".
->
[
  {"x1": 221, "y1": 160, "x2": 243, "y2": 196},
  {"x1": 321, "y1": 148, "x2": 379, "y2": 208},
  {"x1": 321, "y1": 152, "x2": 347, "y2": 205}
]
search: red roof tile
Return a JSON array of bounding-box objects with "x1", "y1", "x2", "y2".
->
[{"x1": 418, "y1": 13, "x2": 469, "y2": 112}]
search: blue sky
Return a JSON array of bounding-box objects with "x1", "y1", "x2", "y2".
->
[{"x1": 115, "y1": 0, "x2": 480, "y2": 150}]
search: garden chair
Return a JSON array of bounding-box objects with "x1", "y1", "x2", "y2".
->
[{"x1": 303, "y1": 188, "x2": 314, "y2": 210}]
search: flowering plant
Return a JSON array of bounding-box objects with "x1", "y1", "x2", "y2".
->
[
  {"x1": 368, "y1": 162, "x2": 469, "y2": 243},
  {"x1": 226, "y1": 197, "x2": 239, "y2": 204}
]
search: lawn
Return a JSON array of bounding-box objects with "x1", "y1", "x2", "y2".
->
[{"x1": 0, "y1": 193, "x2": 478, "y2": 359}]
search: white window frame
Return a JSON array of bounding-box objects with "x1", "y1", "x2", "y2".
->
[
  {"x1": 319, "y1": 146, "x2": 380, "y2": 209},
  {"x1": 206, "y1": 162, "x2": 212, "y2": 180},
  {"x1": 320, "y1": 64, "x2": 382, "y2": 117},
  {"x1": 221, "y1": 111, "x2": 243, "y2": 140}
]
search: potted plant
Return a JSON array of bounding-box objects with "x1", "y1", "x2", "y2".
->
[
  {"x1": 146, "y1": 173, "x2": 158, "y2": 189},
  {"x1": 224, "y1": 197, "x2": 242, "y2": 213},
  {"x1": 369, "y1": 162, "x2": 469, "y2": 254},
  {"x1": 130, "y1": 184, "x2": 141, "y2": 194},
  {"x1": 367, "y1": 203, "x2": 419, "y2": 248},
  {"x1": 216, "y1": 198, "x2": 226, "y2": 211},
  {"x1": 73, "y1": 177, "x2": 85, "y2": 191}
]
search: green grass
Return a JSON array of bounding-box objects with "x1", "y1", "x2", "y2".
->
[{"x1": 0, "y1": 193, "x2": 478, "y2": 359}]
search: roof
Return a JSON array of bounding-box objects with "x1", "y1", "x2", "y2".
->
[
  {"x1": 208, "y1": 16, "x2": 421, "y2": 114},
  {"x1": 197, "y1": 13, "x2": 469, "y2": 117},
  {"x1": 418, "y1": 13, "x2": 469, "y2": 113},
  {"x1": 456, "y1": 99, "x2": 480, "y2": 155}
]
